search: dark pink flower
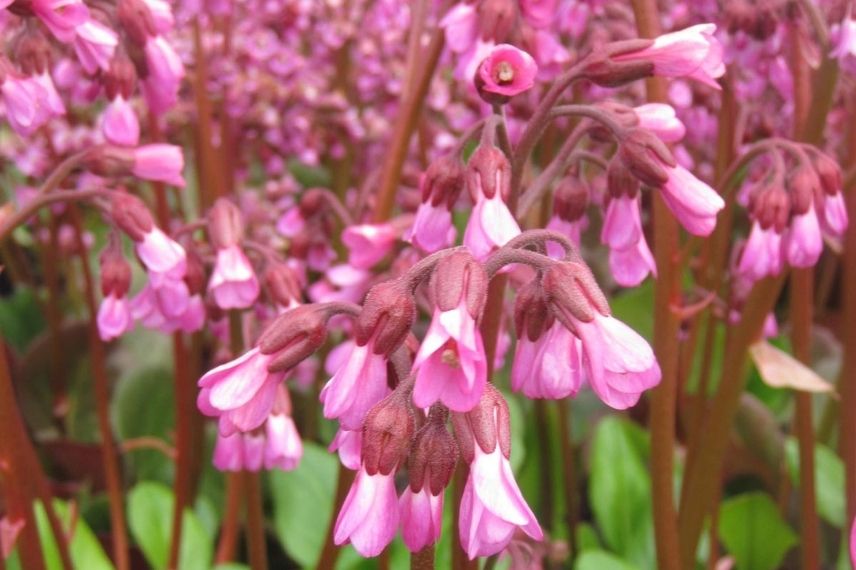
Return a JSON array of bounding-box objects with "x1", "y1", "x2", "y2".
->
[
  {"x1": 783, "y1": 204, "x2": 823, "y2": 268},
  {"x1": 511, "y1": 321, "x2": 584, "y2": 399},
  {"x1": 342, "y1": 223, "x2": 397, "y2": 268},
  {"x1": 736, "y1": 222, "x2": 783, "y2": 282},
  {"x1": 477, "y1": 44, "x2": 538, "y2": 97},
  {"x1": 333, "y1": 467, "x2": 399, "y2": 557},
  {"x1": 97, "y1": 293, "x2": 133, "y2": 341},
  {"x1": 32, "y1": 0, "x2": 90, "y2": 42},
  {"x1": 601, "y1": 196, "x2": 656, "y2": 287},
  {"x1": 208, "y1": 245, "x2": 260, "y2": 309},
  {"x1": 133, "y1": 144, "x2": 185, "y2": 187},
  {"x1": 399, "y1": 486, "x2": 443, "y2": 553},
  {"x1": 213, "y1": 431, "x2": 265, "y2": 471},
  {"x1": 102, "y1": 96, "x2": 140, "y2": 147}
]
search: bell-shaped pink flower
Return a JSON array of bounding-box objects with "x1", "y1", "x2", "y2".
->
[
  {"x1": 399, "y1": 486, "x2": 443, "y2": 553},
  {"x1": 408, "y1": 201, "x2": 456, "y2": 253},
  {"x1": 459, "y1": 432, "x2": 542, "y2": 558},
  {"x1": 659, "y1": 163, "x2": 724, "y2": 236},
  {"x1": 615, "y1": 23, "x2": 725, "y2": 89},
  {"x1": 133, "y1": 144, "x2": 185, "y2": 187},
  {"x1": 413, "y1": 300, "x2": 487, "y2": 412},
  {"x1": 73, "y1": 20, "x2": 118, "y2": 74},
  {"x1": 320, "y1": 341, "x2": 389, "y2": 430},
  {"x1": 213, "y1": 431, "x2": 265, "y2": 472},
  {"x1": 102, "y1": 96, "x2": 140, "y2": 147},
  {"x1": 601, "y1": 196, "x2": 656, "y2": 287},
  {"x1": 142, "y1": 36, "x2": 184, "y2": 114},
  {"x1": 463, "y1": 192, "x2": 521, "y2": 261},
  {"x1": 97, "y1": 292, "x2": 133, "y2": 341},
  {"x1": 209, "y1": 244, "x2": 260, "y2": 309},
  {"x1": 32, "y1": 0, "x2": 89, "y2": 42},
  {"x1": 783, "y1": 204, "x2": 823, "y2": 268},
  {"x1": 342, "y1": 223, "x2": 397, "y2": 268},
  {"x1": 32, "y1": 72, "x2": 65, "y2": 118},
  {"x1": 329, "y1": 428, "x2": 362, "y2": 470},
  {"x1": 1, "y1": 72, "x2": 48, "y2": 136},
  {"x1": 634, "y1": 103, "x2": 686, "y2": 143},
  {"x1": 737, "y1": 222, "x2": 783, "y2": 282},
  {"x1": 820, "y1": 192, "x2": 848, "y2": 238},
  {"x1": 477, "y1": 44, "x2": 538, "y2": 97},
  {"x1": 136, "y1": 227, "x2": 186, "y2": 277},
  {"x1": 511, "y1": 321, "x2": 584, "y2": 399},
  {"x1": 264, "y1": 412, "x2": 302, "y2": 471},
  {"x1": 333, "y1": 467, "x2": 399, "y2": 557},
  {"x1": 441, "y1": 3, "x2": 478, "y2": 54}
]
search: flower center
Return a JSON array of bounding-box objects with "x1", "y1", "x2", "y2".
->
[
  {"x1": 440, "y1": 340, "x2": 460, "y2": 368},
  {"x1": 495, "y1": 61, "x2": 515, "y2": 85}
]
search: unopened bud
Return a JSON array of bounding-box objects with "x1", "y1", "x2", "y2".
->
[
  {"x1": 116, "y1": 0, "x2": 156, "y2": 45},
  {"x1": 451, "y1": 384, "x2": 511, "y2": 463},
  {"x1": 104, "y1": 52, "x2": 138, "y2": 100},
  {"x1": 85, "y1": 145, "x2": 135, "y2": 180},
  {"x1": 618, "y1": 128, "x2": 676, "y2": 187},
  {"x1": 110, "y1": 191, "x2": 155, "y2": 241},
  {"x1": 361, "y1": 389, "x2": 415, "y2": 476},
  {"x1": 582, "y1": 40, "x2": 656, "y2": 88},
  {"x1": 408, "y1": 406, "x2": 458, "y2": 495},
  {"x1": 466, "y1": 144, "x2": 510, "y2": 200},
  {"x1": 184, "y1": 248, "x2": 206, "y2": 295},
  {"x1": 12, "y1": 28, "x2": 51, "y2": 75},
  {"x1": 207, "y1": 198, "x2": 244, "y2": 249},
  {"x1": 354, "y1": 280, "x2": 416, "y2": 355},
  {"x1": 298, "y1": 188, "x2": 326, "y2": 218},
  {"x1": 751, "y1": 184, "x2": 790, "y2": 232},
  {"x1": 788, "y1": 165, "x2": 821, "y2": 215},
  {"x1": 476, "y1": 0, "x2": 517, "y2": 43},
  {"x1": 421, "y1": 155, "x2": 465, "y2": 208},
  {"x1": 257, "y1": 305, "x2": 328, "y2": 372},
  {"x1": 99, "y1": 234, "x2": 131, "y2": 297},
  {"x1": 553, "y1": 177, "x2": 589, "y2": 222},
  {"x1": 541, "y1": 261, "x2": 610, "y2": 324},
  {"x1": 810, "y1": 152, "x2": 842, "y2": 196},
  {"x1": 514, "y1": 278, "x2": 552, "y2": 342},
  {"x1": 263, "y1": 263, "x2": 302, "y2": 308},
  {"x1": 607, "y1": 158, "x2": 640, "y2": 199},
  {"x1": 430, "y1": 251, "x2": 487, "y2": 318}
]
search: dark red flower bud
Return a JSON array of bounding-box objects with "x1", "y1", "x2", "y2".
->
[
  {"x1": 451, "y1": 384, "x2": 511, "y2": 463},
  {"x1": 99, "y1": 234, "x2": 131, "y2": 297},
  {"x1": 408, "y1": 406, "x2": 458, "y2": 495},
  {"x1": 541, "y1": 261, "x2": 610, "y2": 324},
  {"x1": 184, "y1": 248, "x2": 206, "y2": 295},
  {"x1": 811, "y1": 152, "x2": 842, "y2": 196},
  {"x1": 117, "y1": 0, "x2": 156, "y2": 45},
  {"x1": 466, "y1": 144, "x2": 510, "y2": 200},
  {"x1": 207, "y1": 198, "x2": 244, "y2": 249},
  {"x1": 110, "y1": 191, "x2": 155, "y2": 241},
  {"x1": 430, "y1": 251, "x2": 488, "y2": 319},
  {"x1": 262, "y1": 263, "x2": 302, "y2": 308},
  {"x1": 422, "y1": 155, "x2": 465, "y2": 208},
  {"x1": 788, "y1": 164, "x2": 821, "y2": 215},
  {"x1": 553, "y1": 177, "x2": 590, "y2": 223},
  {"x1": 618, "y1": 128, "x2": 676, "y2": 187},
  {"x1": 607, "y1": 157, "x2": 640, "y2": 199},
  {"x1": 477, "y1": 0, "x2": 518, "y2": 43},
  {"x1": 751, "y1": 184, "x2": 790, "y2": 232},
  {"x1": 298, "y1": 188, "x2": 326, "y2": 218},
  {"x1": 257, "y1": 305, "x2": 329, "y2": 372},
  {"x1": 582, "y1": 40, "x2": 656, "y2": 88},
  {"x1": 514, "y1": 278, "x2": 552, "y2": 342},
  {"x1": 85, "y1": 145, "x2": 136, "y2": 180},
  {"x1": 361, "y1": 389, "x2": 416, "y2": 476},
  {"x1": 12, "y1": 28, "x2": 51, "y2": 75},
  {"x1": 354, "y1": 280, "x2": 416, "y2": 355},
  {"x1": 104, "y1": 51, "x2": 138, "y2": 100}
]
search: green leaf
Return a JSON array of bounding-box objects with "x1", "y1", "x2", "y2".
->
[
  {"x1": 784, "y1": 437, "x2": 846, "y2": 527},
  {"x1": 127, "y1": 481, "x2": 213, "y2": 570},
  {"x1": 575, "y1": 522, "x2": 602, "y2": 553},
  {"x1": 0, "y1": 287, "x2": 45, "y2": 351},
  {"x1": 33, "y1": 500, "x2": 114, "y2": 570},
  {"x1": 717, "y1": 492, "x2": 797, "y2": 570},
  {"x1": 269, "y1": 442, "x2": 338, "y2": 567},
  {"x1": 588, "y1": 417, "x2": 654, "y2": 568},
  {"x1": 574, "y1": 550, "x2": 640, "y2": 570},
  {"x1": 610, "y1": 282, "x2": 654, "y2": 341}
]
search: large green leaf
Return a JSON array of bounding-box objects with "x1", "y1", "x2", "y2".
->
[
  {"x1": 717, "y1": 492, "x2": 797, "y2": 570},
  {"x1": 33, "y1": 500, "x2": 114, "y2": 570},
  {"x1": 609, "y1": 282, "x2": 654, "y2": 341},
  {"x1": 588, "y1": 417, "x2": 654, "y2": 568},
  {"x1": 127, "y1": 481, "x2": 213, "y2": 570},
  {"x1": 574, "y1": 550, "x2": 640, "y2": 570},
  {"x1": 269, "y1": 442, "x2": 338, "y2": 567},
  {"x1": 784, "y1": 437, "x2": 846, "y2": 527}
]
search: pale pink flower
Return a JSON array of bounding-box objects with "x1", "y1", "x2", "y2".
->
[
  {"x1": 264, "y1": 413, "x2": 302, "y2": 471},
  {"x1": 511, "y1": 321, "x2": 584, "y2": 399},
  {"x1": 342, "y1": 223, "x2": 397, "y2": 268},
  {"x1": 276, "y1": 206, "x2": 306, "y2": 237},
  {"x1": 399, "y1": 486, "x2": 443, "y2": 553},
  {"x1": 477, "y1": 44, "x2": 538, "y2": 97},
  {"x1": 783, "y1": 205, "x2": 823, "y2": 268},
  {"x1": 213, "y1": 431, "x2": 265, "y2": 472},
  {"x1": 463, "y1": 191, "x2": 521, "y2": 260},
  {"x1": 408, "y1": 201, "x2": 456, "y2": 253},
  {"x1": 441, "y1": 3, "x2": 478, "y2": 54},
  {"x1": 329, "y1": 428, "x2": 362, "y2": 470},
  {"x1": 831, "y1": 8, "x2": 856, "y2": 74},
  {"x1": 133, "y1": 144, "x2": 185, "y2": 187},
  {"x1": 136, "y1": 227, "x2": 186, "y2": 277},
  {"x1": 601, "y1": 196, "x2": 657, "y2": 286},
  {"x1": 519, "y1": 0, "x2": 558, "y2": 29},
  {"x1": 141, "y1": 0, "x2": 175, "y2": 32},
  {"x1": 634, "y1": 103, "x2": 685, "y2": 143},
  {"x1": 737, "y1": 222, "x2": 783, "y2": 282},
  {"x1": 32, "y1": 0, "x2": 89, "y2": 42},
  {"x1": 334, "y1": 467, "x2": 399, "y2": 557},
  {"x1": 209, "y1": 245, "x2": 260, "y2": 309},
  {"x1": 142, "y1": 36, "x2": 184, "y2": 114},
  {"x1": 658, "y1": 163, "x2": 725, "y2": 236},
  {"x1": 320, "y1": 341, "x2": 389, "y2": 430},
  {"x1": 73, "y1": 20, "x2": 118, "y2": 74},
  {"x1": 97, "y1": 293, "x2": 133, "y2": 341},
  {"x1": 32, "y1": 72, "x2": 65, "y2": 117},
  {"x1": 102, "y1": 96, "x2": 140, "y2": 147},
  {"x1": 1, "y1": 71, "x2": 48, "y2": 136},
  {"x1": 820, "y1": 192, "x2": 849, "y2": 238}
]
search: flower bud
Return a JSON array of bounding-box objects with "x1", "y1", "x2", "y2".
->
[
  {"x1": 607, "y1": 157, "x2": 640, "y2": 199},
  {"x1": 408, "y1": 406, "x2": 458, "y2": 495},
  {"x1": 514, "y1": 278, "x2": 552, "y2": 342},
  {"x1": 99, "y1": 234, "x2": 131, "y2": 297},
  {"x1": 618, "y1": 128, "x2": 677, "y2": 187},
  {"x1": 207, "y1": 198, "x2": 245, "y2": 249},
  {"x1": 262, "y1": 263, "x2": 302, "y2": 308},
  {"x1": 257, "y1": 305, "x2": 329, "y2": 372},
  {"x1": 430, "y1": 251, "x2": 487, "y2": 319},
  {"x1": 810, "y1": 152, "x2": 842, "y2": 196},
  {"x1": 422, "y1": 155, "x2": 465, "y2": 208},
  {"x1": 104, "y1": 51, "x2": 138, "y2": 100},
  {"x1": 85, "y1": 145, "x2": 136, "y2": 180},
  {"x1": 184, "y1": 247, "x2": 207, "y2": 295},
  {"x1": 582, "y1": 40, "x2": 656, "y2": 88},
  {"x1": 466, "y1": 144, "x2": 510, "y2": 201},
  {"x1": 361, "y1": 389, "x2": 416, "y2": 476},
  {"x1": 589, "y1": 102, "x2": 638, "y2": 142},
  {"x1": 110, "y1": 191, "x2": 155, "y2": 241},
  {"x1": 12, "y1": 27, "x2": 51, "y2": 75},
  {"x1": 451, "y1": 384, "x2": 511, "y2": 463},
  {"x1": 751, "y1": 184, "x2": 790, "y2": 232},
  {"x1": 353, "y1": 280, "x2": 416, "y2": 355},
  {"x1": 541, "y1": 261, "x2": 610, "y2": 324},
  {"x1": 788, "y1": 164, "x2": 821, "y2": 215},
  {"x1": 298, "y1": 188, "x2": 326, "y2": 218},
  {"x1": 553, "y1": 177, "x2": 589, "y2": 223},
  {"x1": 116, "y1": 0, "x2": 156, "y2": 45},
  {"x1": 477, "y1": 0, "x2": 518, "y2": 43}
]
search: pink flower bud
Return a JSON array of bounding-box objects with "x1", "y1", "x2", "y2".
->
[
  {"x1": 102, "y1": 96, "x2": 140, "y2": 147},
  {"x1": 257, "y1": 305, "x2": 329, "y2": 372},
  {"x1": 262, "y1": 263, "x2": 302, "y2": 309},
  {"x1": 407, "y1": 406, "x2": 458, "y2": 496},
  {"x1": 207, "y1": 198, "x2": 245, "y2": 249},
  {"x1": 476, "y1": 44, "x2": 538, "y2": 102},
  {"x1": 361, "y1": 389, "x2": 415, "y2": 476},
  {"x1": 353, "y1": 281, "x2": 416, "y2": 356}
]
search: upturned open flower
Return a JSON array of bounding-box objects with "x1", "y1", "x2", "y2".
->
[
  {"x1": 413, "y1": 252, "x2": 488, "y2": 412},
  {"x1": 542, "y1": 262, "x2": 661, "y2": 409},
  {"x1": 476, "y1": 44, "x2": 538, "y2": 100},
  {"x1": 463, "y1": 145, "x2": 521, "y2": 260}
]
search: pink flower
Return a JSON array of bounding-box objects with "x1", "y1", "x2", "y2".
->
[
  {"x1": 1, "y1": 71, "x2": 48, "y2": 136},
  {"x1": 213, "y1": 431, "x2": 265, "y2": 471},
  {"x1": 142, "y1": 36, "x2": 184, "y2": 114},
  {"x1": 831, "y1": 8, "x2": 856, "y2": 73},
  {"x1": 133, "y1": 144, "x2": 185, "y2": 187},
  {"x1": 208, "y1": 245, "x2": 260, "y2": 309},
  {"x1": 97, "y1": 293, "x2": 133, "y2": 341},
  {"x1": 399, "y1": 486, "x2": 443, "y2": 553},
  {"x1": 615, "y1": 23, "x2": 725, "y2": 89},
  {"x1": 820, "y1": 192, "x2": 848, "y2": 238},
  {"x1": 519, "y1": 0, "x2": 558, "y2": 29},
  {"x1": 463, "y1": 191, "x2": 521, "y2": 261},
  {"x1": 545, "y1": 215, "x2": 586, "y2": 257},
  {"x1": 32, "y1": 0, "x2": 90, "y2": 42},
  {"x1": 408, "y1": 201, "x2": 456, "y2": 253},
  {"x1": 329, "y1": 428, "x2": 362, "y2": 470},
  {"x1": 32, "y1": 72, "x2": 65, "y2": 118},
  {"x1": 634, "y1": 103, "x2": 686, "y2": 143},
  {"x1": 511, "y1": 321, "x2": 584, "y2": 399},
  {"x1": 320, "y1": 341, "x2": 389, "y2": 430},
  {"x1": 477, "y1": 44, "x2": 538, "y2": 97},
  {"x1": 342, "y1": 223, "x2": 397, "y2": 268},
  {"x1": 102, "y1": 96, "x2": 140, "y2": 147},
  {"x1": 276, "y1": 206, "x2": 306, "y2": 237},
  {"x1": 198, "y1": 347, "x2": 285, "y2": 435},
  {"x1": 783, "y1": 205, "x2": 823, "y2": 268},
  {"x1": 73, "y1": 20, "x2": 118, "y2": 74},
  {"x1": 658, "y1": 163, "x2": 725, "y2": 236},
  {"x1": 264, "y1": 412, "x2": 302, "y2": 471},
  {"x1": 413, "y1": 300, "x2": 487, "y2": 412},
  {"x1": 136, "y1": 227, "x2": 186, "y2": 277},
  {"x1": 333, "y1": 467, "x2": 399, "y2": 557},
  {"x1": 441, "y1": 3, "x2": 478, "y2": 54},
  {"x1": 601, "y1": 196, "x2": 657, "y2": 287},
  {"x1": 737, "y1": 222, "x2": 783, "y2": 282}
]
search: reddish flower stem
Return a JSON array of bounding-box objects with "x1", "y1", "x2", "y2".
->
[
  {"x1": 216, "y1": 473, "x2": 244, "y2": 563},
  {"x1": 411, "y1": 545, "x2": 435, "y2": 569},
  {"x1": 244, "y1": 471, "x2": 268, "y2": 570}
]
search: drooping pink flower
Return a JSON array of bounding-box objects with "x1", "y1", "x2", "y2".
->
[
  {"x1": 329, "y1": 428, "x2": 362, "y2": 470},
  {"x1": 634, "y1": 103, "x2": 686, "y2": 143},
  {"x1": 477, "y1": 44, "x2": 538, "y2": 97},
  {"x1": 736, "y1": 222, "x2": 784, "y2": 282},
  {"x1": 141, "y1": 36, "x2": 184, "y2": 114},
  {"x1": 614, "y1": 23, "x2": 725, "y2": 89},
  {"x1": 0, "y1": 69, "x2": 48, "y2": 136},
  {"x1": 136, "y1": 227, "x2": 187, "y2": 277},
  {"x1": 601, "y1": 196, "x2": 657, "y2": 286},
  {"x1": 658, "y1": 163, "x2": 724, "y2": 236},
  {"x1": 820, "y1": 192, "x2": 849, "y2": 238},
  {"x1": 320, "y1": 341, "x2": 389, "y2": 430},
  {"x1": 97, "y1": 293, "x2": 134, "y2": 341},
  {"x1": 511, "y1": 321, "x2": 584, "y2": 399},
  {"x1": 102, "y1": 96, "x2": 140, "y2": 147},
  {"x1": 208, "y1": 244, "x2": 260, "y2": 309},
  {"x1": 132, "y1": 144, "x2": 185, "y2": 187},
  {"x1": 399, "y1": 486, "x2": 443, "y2": 553},
  {"x1": 333, "y1": 467, "x2": 399, "y2": 557},
  {"x1": 264, "y1": 412, "x2": 302, "y2": 471},
  {"x1": 783, "y1": 204, "x2": 823, "y2": 268},
  {"x1": 342, "y1": 223, "x2": 398, "y2": 268},
  {"x1": 213, "y1": 431, "x2": 265, "y2": 472},
  {"x1": 463, "y1": 185, "x2": 520, "y2": 261},
  {"x1": 408, "y1": 201, "x2": 456, "y2": 253},
  {"x1": 73, "y1": 20, "x2": 118, "y2": 73},
  {"x1": 31, "y1": 0, "x2": 90, "y2": 42}
]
